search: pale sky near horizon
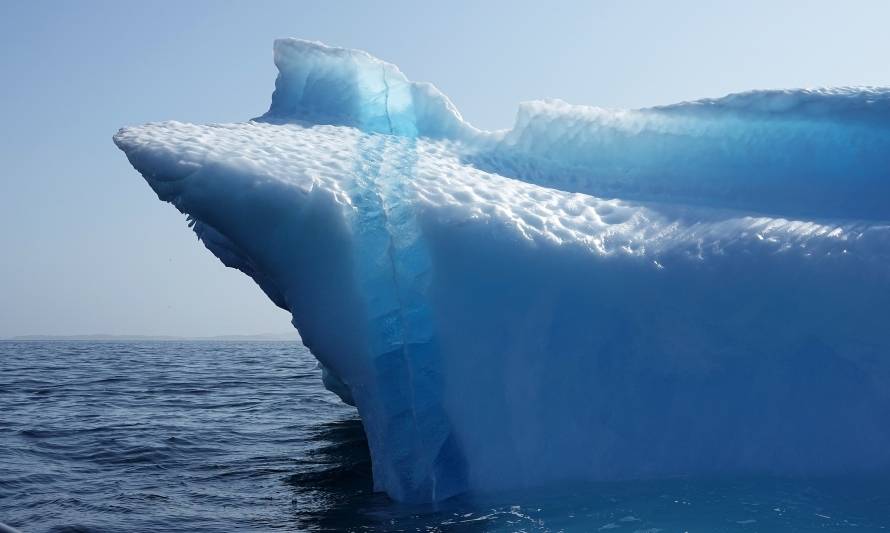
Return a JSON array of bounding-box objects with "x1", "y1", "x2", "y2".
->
[{"x1": 2, "y1": 0, "x2": 889, "y2": 337}]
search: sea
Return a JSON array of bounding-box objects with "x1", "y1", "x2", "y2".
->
[{"x1": 1, "y1": 341, "x2": 888, "y2": 532}]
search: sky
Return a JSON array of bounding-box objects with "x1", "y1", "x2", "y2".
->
[{"x1": 2, "y1": 0, "x2": 889, "y2": 337}]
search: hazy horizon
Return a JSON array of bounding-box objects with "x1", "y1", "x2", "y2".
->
[
  {"x1": 3, "y1": 332, "x2": 300, "y2": 341},
  {"x1": 3, "y1": 0, "x2": 890, "y2": 337}
]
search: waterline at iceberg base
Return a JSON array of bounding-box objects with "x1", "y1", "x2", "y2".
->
[{"x1": 114, "y1": 39, "x2": 890, "y2": 503}]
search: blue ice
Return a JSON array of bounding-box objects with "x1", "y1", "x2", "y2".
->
[{"x1": 115, "y1": 39, "x2": 890, "y2": 502}]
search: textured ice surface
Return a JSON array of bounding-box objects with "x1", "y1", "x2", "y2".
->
[{"x1": 115, "y1": 39, "x2": 890, "y2": 503}]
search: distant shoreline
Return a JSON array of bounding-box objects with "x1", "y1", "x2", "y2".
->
[{"x1": 3, "y1": 333, "x2": 301, "y2": 342}]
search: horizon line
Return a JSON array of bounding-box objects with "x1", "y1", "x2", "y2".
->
[{"x1": 2, "y1": 332, "x2": 301, "y2": 342}]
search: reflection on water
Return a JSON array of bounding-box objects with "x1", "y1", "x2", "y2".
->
[
  {"x1": 285, "y1": 419, "x2": 378, "y2": 530},
  {"x1": 2, "y1": 341, "x2": 889, "y2": 532},
  {"x1": 286, "y1": 418, "x2": 505, "y2": 532}
]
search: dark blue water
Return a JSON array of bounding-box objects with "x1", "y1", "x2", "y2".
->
[{"x1": 2, "y1": 341, "x2": 889, "y2": 532}]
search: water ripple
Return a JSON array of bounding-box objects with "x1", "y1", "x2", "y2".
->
[{"x1": 2, "y1": 341, "x2": 889, "y2": 532}]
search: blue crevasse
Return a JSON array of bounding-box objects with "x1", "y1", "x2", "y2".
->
[{"x1": 114, "y1": 39, "x2": 890, "y2": 503}]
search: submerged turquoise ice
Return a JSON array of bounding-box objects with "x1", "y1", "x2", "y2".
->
[{"x1": 115, "y1": 39, "x2": 890, "y2": 503}]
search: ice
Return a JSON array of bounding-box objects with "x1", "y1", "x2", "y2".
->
[
  {"x1": 259, "y1": 39, "x2": 478, "y2": 140},
  {"x1": 114, "y1": 39, "x2": 890, "y2": 503},
  {"x1": 478, "y1": 91, "x2": 890, "y2": 220}
]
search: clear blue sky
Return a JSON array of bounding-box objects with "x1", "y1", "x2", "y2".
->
[{"x1": 2, "y1": 0, "x2": 889, "y2": 337}]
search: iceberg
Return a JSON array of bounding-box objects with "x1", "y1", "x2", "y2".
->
[{"x1": 114, "y1": 39, "x2": 890, "y2": 503}]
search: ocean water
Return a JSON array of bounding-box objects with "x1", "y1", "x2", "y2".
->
[{"x1": 1, "y1": 341, "x2": 888, "y2": 532}]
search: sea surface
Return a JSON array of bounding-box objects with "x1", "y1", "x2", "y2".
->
[{"x1": 1, "y1": 341, "x2": 889, "y2": 532}]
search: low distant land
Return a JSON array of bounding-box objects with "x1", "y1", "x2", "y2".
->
[{"x1": 4, "y1": 332, "x2": 301, "y2": 342}]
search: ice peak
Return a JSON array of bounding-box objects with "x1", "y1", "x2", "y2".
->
[{"x1": 259, "y1": 38, "x2": 477, "y2": 140}]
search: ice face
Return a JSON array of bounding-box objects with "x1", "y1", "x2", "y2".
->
[
  {"x1": 481, "y1": 91, "x2": 890, "y2": 220},
  {"x1": 259, "y1": 39, "x2": 477, "y2": 140},
  {"x1": 114, "y1": 39, "x2": 890, "y2": 503}
]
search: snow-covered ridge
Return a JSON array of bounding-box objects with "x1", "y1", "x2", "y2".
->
[{"x1": 115, "y1": 40, "x2": 890, "y2": 503}]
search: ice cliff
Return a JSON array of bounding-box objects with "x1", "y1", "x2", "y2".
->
[{"x1": 114, "y1": 39, "x2": 890, "y2": 503}]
